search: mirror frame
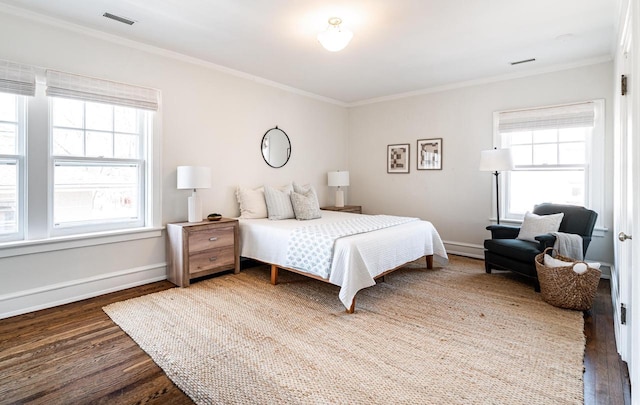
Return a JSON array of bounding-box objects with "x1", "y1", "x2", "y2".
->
[{"x1": 261, "y1": 126, "x2": 291, "y2": 168}]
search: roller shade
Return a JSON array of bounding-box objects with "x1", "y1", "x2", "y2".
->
[
  {"x1": 0, "y1": 59, "x2": 36, "y2": 97},
  {"x1": 46, "y1": 70, "x2": 159, "y2": 111},
  {"x1": 498, "y1": 102, "x2": 595, "y2": 133}
]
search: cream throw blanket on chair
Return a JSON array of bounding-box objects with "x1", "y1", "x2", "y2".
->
[{"x1": 551, "y1": 232, "x2": 584, "y2": 260}]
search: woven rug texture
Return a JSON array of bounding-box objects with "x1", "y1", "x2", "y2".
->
[{"x1": 103, "y1": 255, "x2": 585, "y2": 405}]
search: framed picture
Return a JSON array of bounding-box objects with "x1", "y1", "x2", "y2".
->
[
  {"x1": 417, "y1": 138, "x2": 442, "y2": 170},
  {"x1": 387, "y1": 143, "x2": 410, "y2": 173}
]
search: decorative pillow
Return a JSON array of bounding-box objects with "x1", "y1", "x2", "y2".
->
[
  {"x1": 290, "y1": 187, "x2": 322, "y2": 220},
  {"x1": 236, "y1": 186, "x2": 267, "y2": 219},
  {"x1": 264, "y1": 184, "x2": 295, "y2": 220},
  {"x1": 516, "y1": 211, "x2": 564, "y2": 242}
]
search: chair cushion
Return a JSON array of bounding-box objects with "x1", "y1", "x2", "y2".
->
[{"x1": 484, "y1": 238, "x2": 542, "y2": 263}]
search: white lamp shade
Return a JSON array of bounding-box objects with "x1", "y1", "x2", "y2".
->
[
  {"x1": 177, "y1": 166, "x2": 211, "y2": 189},
  {"x1": 328, "y1": 171, "x2": 350, "y2": 187},
  {"x1": 479, "y1": 149, "x2": 514, "y2": 172},
  {"x1": 317, "y1": 25, "x2": 353, "y2": 52}
]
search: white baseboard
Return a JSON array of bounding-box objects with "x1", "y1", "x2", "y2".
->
[
  {"x1": 443, "y1": 240, "x2": 485, "y2": 259},
  {"x1": 0, "y1": 262, "x2": 167, "y2": 319}
]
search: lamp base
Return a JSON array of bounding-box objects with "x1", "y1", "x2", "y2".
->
[
  {"x1": 187, "y1": 192, "x2": 202, "y2": 222},
  {"x1": 335, "y1": 189, "x2": 345, "y2": 208}
]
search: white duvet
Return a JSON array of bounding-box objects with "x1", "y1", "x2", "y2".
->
[{"x1": 237, "y1": 210, "x2": 448, "y2": 310}]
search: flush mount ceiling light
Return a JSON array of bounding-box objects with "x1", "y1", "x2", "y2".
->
[{"x1": 317, "y1": 17, "x2": 353, "y2": 52}]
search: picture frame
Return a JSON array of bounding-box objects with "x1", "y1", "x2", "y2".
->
[
  {"x1": 387, "y1": 143, "x2": 410, "y2": 173},
  {"x1": 417, "y1": 138, "x2": 442, "y2": 170}
]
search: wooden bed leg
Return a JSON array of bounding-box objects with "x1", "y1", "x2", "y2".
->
[
  {"x1": 426, "y1": 255, "x2": 434, "y2": 269},
  {"x1": 346, "y1": 298, "x2": 355, "y2": 314},
  {"x1": 270, "y1": 265, "x2": 278, "y2": 285}
]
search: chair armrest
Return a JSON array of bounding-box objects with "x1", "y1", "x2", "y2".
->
[
  {"x1": 486, "y1": 224, "x2": 520, "y2": 239},
  {"x1": 534, "y1": 233, "x2": 556, "y2": 250}
]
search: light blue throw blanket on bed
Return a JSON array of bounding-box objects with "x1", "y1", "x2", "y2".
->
[{"x1": 285, "y1": 215, "x2": 418, "y2": 279}]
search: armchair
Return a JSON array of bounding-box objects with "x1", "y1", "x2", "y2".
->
[{"x1": 484, "y1": 203, "x2": 598, "y2": 291}]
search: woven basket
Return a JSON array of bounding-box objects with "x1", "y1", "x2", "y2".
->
[{"x1": 534, "y1": 247, "x2": 601, "y2": 311}]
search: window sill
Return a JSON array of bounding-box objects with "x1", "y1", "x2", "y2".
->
[{"x1": 0, "y1": 227, "x2": 164, "y2": 259}]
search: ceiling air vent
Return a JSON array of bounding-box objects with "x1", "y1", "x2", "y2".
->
[
  {"x1": 103, "y1": 12, "x2": 135, "y2": 26},
  {"x1": 510, "y1": 58, "x2": 536, "y2": 66}
]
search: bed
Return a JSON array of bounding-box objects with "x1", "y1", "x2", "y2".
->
[{"x1": 238, "y1": 210, "x2": 448, "y2": 313}]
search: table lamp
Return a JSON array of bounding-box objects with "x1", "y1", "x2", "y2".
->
[
  {"x1": 177, "y1": 166, "x2": 211, "y2": 222},
  {"x1": 328, "y1": 171, "x2": 350, "y2": 208}
]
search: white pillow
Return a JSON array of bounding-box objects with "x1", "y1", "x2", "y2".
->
[
  {"x1": 517, "y1": 211, "x2": 564, "y2": 242},
  {"x1": 264, "y1": 184, "x2": 295, "y2": 220},
  {"x1": 236, "y1": 186, "x2": 267, "y2": 219},
  {"x1": 543, "y1": 254, "x2": 573, "y2": 268}
]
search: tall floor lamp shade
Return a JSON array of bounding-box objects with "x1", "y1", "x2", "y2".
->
[
  {"x1": 479, "y1": 148, "x2": 514, "y2": 224},
  {"x1": 177, "y1": 166, "x2": 211, "y2": 222},
  {"x1": 328, "y1": 171, "x2": 350, "y2": 208}
]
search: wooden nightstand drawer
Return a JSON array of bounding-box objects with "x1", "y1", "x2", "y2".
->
[
  {"x1": 167, "y1": 218, "x2": 239, "y2": 287},
  {"x1": 189, "y1": 245, "x2": 235, "y2": 274},
  {"x1": 188, "y1": 226, "x2": 235, "y2": 252},
  {"x1": 321, "y1": 205, "x2": 362, "y2": 214}
]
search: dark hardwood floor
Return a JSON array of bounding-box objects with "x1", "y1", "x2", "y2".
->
[{"x1": 0, "y1": 260, "x2": 631, "y2": 404}]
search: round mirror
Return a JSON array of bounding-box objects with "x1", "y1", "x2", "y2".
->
[{"x1": 261, "y1": 126, "x2": 291, "y2": 168}]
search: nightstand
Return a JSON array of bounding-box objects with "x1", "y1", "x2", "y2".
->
[
  {"x1": 321, "y1": 205, "x2": 362, "y2": 214},
  {"x1": 166, "y1": 218, "x2": 239, "y2": 287}
]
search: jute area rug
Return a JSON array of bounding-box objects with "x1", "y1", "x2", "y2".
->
[{"x1": 103, "y1": 255, "x2": 585, "y2": 405}]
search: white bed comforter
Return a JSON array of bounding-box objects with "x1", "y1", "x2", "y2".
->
[{"x1": 237, "y1": 210, "x2": 448, "y2": 310}]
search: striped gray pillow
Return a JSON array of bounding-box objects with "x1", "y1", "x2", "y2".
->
[{"x1": 264, "y1": 184, "x2": 295, "y2": 220}]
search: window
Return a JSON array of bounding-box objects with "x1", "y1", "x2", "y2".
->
[
  {"x1": 0, "y1": 60, "x2": 161, "y2": 246},
  {"x1": 495, "y1": 100, "x2": 605, "y2": 223},
  {"x1": 51, "y1": 97, "x2": 149, "y2": 232},
  {"x1": 0, "y1": 60, "x2": 34, "y2": 242}
]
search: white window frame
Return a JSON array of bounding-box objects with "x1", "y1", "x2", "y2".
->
[
  {"x1": 0, "y1": 94, "x2": 26, "y2": 242},
  {"x1": 493, "y1": 99, "x2": 605, "y2": 229},
  {"x1": 0, "y1": 64, "x2": 163, "y2": 255},
  {"x1": 48, "y1": 98, "x2": 151, "y2": 236}
]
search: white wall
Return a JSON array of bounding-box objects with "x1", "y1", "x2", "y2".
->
[
  {"x1": 0, "y1": 9, "x2": 348, "y2": 318},
  {"x1": 347, "y1": 62, "x2": 614, "y2": 265}
]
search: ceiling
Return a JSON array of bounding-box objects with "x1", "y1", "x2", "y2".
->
[{"x1": 0, "y1": 0, "x2": 617, "y2": 104}]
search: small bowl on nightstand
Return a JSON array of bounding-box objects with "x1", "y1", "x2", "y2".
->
[{"x1": 207, "y1": 213, "x2": 222, "y2": 221}]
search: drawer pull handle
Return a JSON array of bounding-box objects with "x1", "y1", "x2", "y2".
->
[
  {"x1": 209, "y1": 237, "x2": 218, "y2": 241},
  {"x1": 209, "y1": 256, "x2": 217, "y2": 262}
]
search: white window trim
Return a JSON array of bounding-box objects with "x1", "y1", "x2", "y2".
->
[
  {"x1": 0, "y1": 69, "x2": 163, "y2": 251},
  {"x1": 492, "y1": 99, "x2": 606, "y2": 231}
]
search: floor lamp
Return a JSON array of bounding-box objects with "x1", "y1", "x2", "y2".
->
[{"x1": 479, "y1": 148, "x2": 514, "y2": 224}]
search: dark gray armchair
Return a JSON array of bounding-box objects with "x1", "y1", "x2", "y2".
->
[{"x1": 484, "y1": 203, "x2": 598, "y2": 291}]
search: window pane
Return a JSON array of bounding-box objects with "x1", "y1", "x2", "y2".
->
[
  {"x1": 508, "y1": 131, "x2": 532, "y2": 145},
  {"x1": 0, "y1": 93, "x2": 16, "y2": 122},
  {"x1": 559, "y1": 127, "x2": 587, "y2": 142},
  {"x1": 86, "y1": 102, "x2": 113, "y2": 131},
  {"x1": 86, "y1": 131, "x2": 113, "y2": 157},
  {"x1": 532, "y1": 144, "x2": 557, "y2": 165},
  {"x1": 52, "y1": 98, "x2": 84, "y2": 128},
  {"x1": 511, "y1": 144, "x2": 532, "y2": 166},
  {"x1": 54, "y1": 164, "x2": 140, "y2": 225},
  {"x1": 532, "y1": 129, "x2": 557, "y2": 143},
  {"x1": 508, "y1": 170, "x2": 585, "y2": 215},
  {"x1": 0, "y1": 122, "x2": 17, "y2": 154},
  {"x1": 0, "y1": 162, "x2": 17, "y2": 234},
  {"x1": 53, "y1": 128, "x2": 84, "y2": 156},
  {"x1": 114, "y1": 133, "x2": 139, "y2": 159},
  {"x1": 558, "y1": 142, "x2": 585, "y2": 165},
  {"x1": 114, "y1": 106, "x2": 138, "y2": 133}
]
